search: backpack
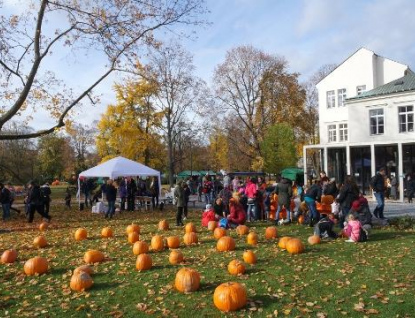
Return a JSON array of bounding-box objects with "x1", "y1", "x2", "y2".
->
[
  {"x1": 370, "y1": 175, "x2": 377, "y2": 189},
  {"x1": 359, "y1": 228, "x2": 368, "y2": 242},
  {"x1": 219, "y1": 218, "x2": 229, "y2": 229}
]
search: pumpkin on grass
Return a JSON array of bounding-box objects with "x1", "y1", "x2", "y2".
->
[
  {"x1": 228, "y1": 260, "x2": 246, "y2": 275},
  {"x1": 213, "y1": 227, "x2": 227, "y2": 240},
  {"x1": 126, "y1": 223, "x2": 140, "y2": 235},
  {"x1": 70, "y1": 271, "x2": 93, "y2": 291},
  {"x1": 73, "y1": 265, "x2": 94, "y2": 276},
  {"x1": 158, "y1": 219, "x2": 169, "y2": 231},
  {"x1": 183, "y1": 232, "x2": 198, "y2": 246},
  {"x1": 286, "y1": 238, "x2": 305, "y2": 254},
  {"x1": 246, "y1": 232, "x2": 258, "y2": 245},
  {"x1": 128, "y1": 232, "x2": 140, "y2": 244},
  {"x1": 207, "y1": 221, "x2": 217, "y2": 231},
  {"x1": 84, "y1": 250, "x2": 105, "y2": 264},
  {"x1": 213, "y1": 282, "x2": 247, "y2": 312},
  {"x1": 133, "y1": 241, "x2": 149, "y2": 255},
  {"x1": 175, "y1": 268, "x2": 200, "y2": 293},
  {"x1": 243, "y1": 250, "x2": 257, "y2": 264},
  {"x1": 101, "y1": 227, "x2": 113, "y2": 238},
  {"x1": 236, "y1": 225, "x2": 249, "y2": 235},
  {"x1": 1, "y1": 249, "x2": 17, "y2": 264},
  {"x1": 216, "y1": 236, "x2": 236, "y2": 252},
  {"x1": 151, "y1": 235, "x2": 165, "y2": 251},
  {"x1": 75, "y1": 228, "x2": 87, "y2": 241},
  {"x1": 166, "y1": 236, "x2": 180, "y2": 249},
  {"x1": 169, "y1": 250, "x2": 184, "y2": 265},
  {"x1": 278, "y1": 236, "x2": 292, "y2": 249},
  {"x1": 298, "y1": 215, "x2": 305, "y2": 224},
  {"x1": 265, "y1": 226, "x2": 278, "y2": 239},
  {"x1": 308, "y1": 235, "x2": 321, "y2": 245},
  {"x1": 24, "y1": 257, "x2": 48, "y2": 276},
  {"x1": 39, "y1": 222, "x2": 48, "y2": 231},
  {"x1": 135, "y1": 254, "x2": 152, "y2": 271},
  {"x1": 33, "y1": 236, "x2": 48, "y2": 248},
  {"x1": 184, "y1": 222, "x2": 196, "y2": 233}
]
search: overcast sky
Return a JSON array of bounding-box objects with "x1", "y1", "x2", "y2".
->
[{"x1": 3, "y1": 0, "x2": 415, "y2": 130}]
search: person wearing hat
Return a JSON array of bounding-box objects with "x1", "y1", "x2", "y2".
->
[{"x1": 201, "y1": 204, "x2": 216, "y2": 227}]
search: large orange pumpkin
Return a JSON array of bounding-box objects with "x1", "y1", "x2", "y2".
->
[
  {"x1": 213, "y1": 227, "x2": 227, "y2": 240},
  {"x1": 158, "y1": 219, "x2": 169, "y2": 231},
  {"x1": 183, "y1": 232, "x2": 198, "y2": 246},
  {"x1": 243, "y1": 250, "x2": 257, "y2": 264},
  {"x1": 217, "y1": 236, "x2": 236, "y2": 252},
  {"x1": 128, "y1": 232, "x2": 140, "y2": 244},
  {"x1": 135, "y1": 253, "x2": 152, "y2": 271},
  {"x1": 1, "y1": 249, "x2": 17, "y2": 264},
  {"x1": 75, "y1": 228, "x2": 88, "y2": 241},
  {"x1": 166, "y1": 236, "x2": 180, "y2": 249},
  {"x1": 133, "y1": 241, "x2": 149, "y2": 255},
  {"x1": 151, "y1": 235, "x2": 165, "y2": 251},
  {"x1": 126, "y1": 223, "x2": 140, "y2": 235},
  {"x1": 70, "y1": 271, "x2": 93, "y2": 291},
  {"x1": 84, "y1": 250, "x2": 105, "y2": 264},
  {"x1": 175, "y1": 268, "x2": 200, "y2": 293},
  {"x1": 308, "y1": 235, "x2": 321, "y2": 245},
  {"x1": 101, "y1": 227, "x2": 113, "y2": 238},
  {"x1": 236, "y1": 225, "x2": 249, "y2": 235},
  {"x1": 169, "y1": 250, "x2": 184, "y2": 265},
  {"x1": 278, "y1": 236, "x2": 292, "y2": 249},
  {"x1": 265, "y1": 226, "x2": 278, "y2": 240},
  {"x1": 24, "y1": 257, "x2": 48, "y2": 276},
  {"x1": 246, "y1": 232, "x2": 258, "y2": 245},
  {"x1": 228, "y1": 260, "x2": 246, "y2": 275},
  {"x1": 33, "y1": 236, "x2": 48, "y2": 248},
  {"x1": 208, "y1": 221, "x2": 217, "y2": 231},
  {"x1": 73, "y1": 265, "x2": 94, "y2": 276},
  {"x1": 39, "y1": 222, "x2": 48, "y2": 231},
  {"x1": 184, "y1": 222, "x2": 196, "y2": 233},
  {"x1": 213, "y1": 282, "x2": 247, "y2": 312},
  {"x1": 286, "y1": 238, "x2": 305, "y2": 254}
]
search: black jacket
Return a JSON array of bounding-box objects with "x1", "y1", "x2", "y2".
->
[
  {"x1": 106, "y1": 184, "x2": 117, "y2": 201},
  {"x1": 305, "y1": 184, "x2": 321, "y2": 202},
  {"x1": 337, "y1": 183, "x2": 359, "y2": 209},
  {"x1": 372, "y1": 173, "x2": 385, "y2": 193}
]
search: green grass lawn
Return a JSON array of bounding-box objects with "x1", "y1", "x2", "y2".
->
[{"x1": 0, "y1": 205, "x2": 414, "y2": 317}]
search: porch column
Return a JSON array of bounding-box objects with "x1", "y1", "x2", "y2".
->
[
  {"x1": 346, "y1": 145, "x2": 351, "y2": 175},
  {"x1": 303, "y1": 145, "x2": 308, "y2": 185},
  {"x1": 370, "y1": 144, "x2": 376, "y2": 176},
  {"x1": 398, "y1": 142, "x2": 404, "y2": 202},
  {"x1": 323, "y1": 147, "x2": 328, "y2": 175}
]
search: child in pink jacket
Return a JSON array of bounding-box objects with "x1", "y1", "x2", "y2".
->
[{"x1": 344, "y1": 213, "x2": 363, "y2": 242}]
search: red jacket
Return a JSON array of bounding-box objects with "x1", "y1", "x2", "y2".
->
[
  {"x1": 202, "y1": 210, "x2": 216, "y2": 227},
  {"x1": 228, "y1": 203, "x2": 246, "y2": 225}
]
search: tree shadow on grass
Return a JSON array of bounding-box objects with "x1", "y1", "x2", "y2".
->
[
  {"x1": 199, "y1": 282, "x2": 218, "y2": 292},
  {"x1": 248, "y1": 294, "x2": 277, "y2": 310},
  {"x1": 368, "y1": 231, "x2": 415, "y2": 241},
  {"x1": 92, "y1": 281, "x2": 122, "y2": 291}
]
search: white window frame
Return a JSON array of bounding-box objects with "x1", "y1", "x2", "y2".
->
[
  {"x1": 328, "y1": 124, "x2": 337, "y2": 142},
  {"x1": 369, "y1": 108, "x2": 384, "y2": 135},
  {"x1": 337, "y1": 88, "x2": 347, "y2": 107},
  {"x1": 339, "y1": 123, "x2": 348, "y2": 141},
  {"x1": 356, "y1": 85, "x2": 366, "y2": 96},
  {"x1": 327, "y1": 90, "x2": 335, "y2": 109},
  {"x1": 398, "y1": 106, "x2": 414, "y2": 133}
]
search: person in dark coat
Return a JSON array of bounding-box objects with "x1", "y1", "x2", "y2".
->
[
  {"x1": 126, "y1": 178, "x2": 137, "y2": 211},
  {"x1": 405, "y1": 174, "x2": 415, "y2": 203},
  {"x1": 304, "y1": 180, "x2": 322, "y2": 227},
  {"x1": 371, "y1": 167, "x2": 386, "y2": 219},
  {"x1": 314, "y1": 213, "x2": 338, "y2": 239},
  {"x1": 41, "y1": 183, "x2": 52, "y2": 218},
  {"x1": 0, "y1": 183, "x2": 11, "y2": 221},
  {"x1": 336, "y1": 175, "x2": 359, "y2": 227},
  {"x1": 275, "y1": 177, "x2": 293, "y2": 224},
  {"x1": 150, "y1": 176, "x2": 160, "y2": 209},
  {"x1": 174, "y1": 180, "x2": 185, "y2": 226},
  {"x1": 26, "y1": 181, "x2": 51, "y2": 223},
  {"x1": 105, "y1": 179, "x2": 117, "y2": 218}
]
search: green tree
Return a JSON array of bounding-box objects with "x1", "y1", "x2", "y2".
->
[
  {"x1": 37, "y1": 133, "x2": 68, "y2": 181},
  {"x1": 261, "y1": 123, "x2": 297, "y2": 174}
]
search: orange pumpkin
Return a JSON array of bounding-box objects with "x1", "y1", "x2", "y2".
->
[
  {"x1": 183, "y1": 232, "x2": 198, "y2": 246},
  {"x1": 300, "y1": 201, "x2": 308, "y2": 213},
  {"x1": 286, "y1": 238, "x2": 305, "y2": 254},
  {"x1": 265, "y1": 226, "x2": 278, "y2": 239},
  {"x1": 126, "y1": 223, "x2": 140, "y2": 235},
  {"x1": 236, "y1": 225, "x2": 249, "y2": 235},
  {"x1": 73, "y1": 265, "x2": 94, "y2": 276},
  {"x1": 75, "y1": 228, "x2": 87, "y2": 241},
  {"x1": 184, "y1": 222, "x2": 196, "y2": 233},
  {"x1": 213, "y1": 282, "x2": 247, "y2": 312},
  {"x1": 101, "y1": 227, "x2": 113, "y2": 238},
  {"x1": 24, "y1": 257, "x2": 48, "y2": 276},
  {"x1": 166, "y1": 236, "x2": 180, "y2": 249},
  {"x1": 1, "y1": 249, "x2": 17, "y2": 264},
  {"x1": 277, "y1": 207, "x2": 287, "y2": 220},
  {"x1": 246, "y1": 232, "x2": 258, "y2": 245},
  {"x1": 39, "y1": 222, "x2": 48, "y2": 231},
  {"x1": 33, "y1": 236, "x2": 48, "y2": 248},
  {"x1": 151, "y1": 235, "x2": 165, "y2": 251},
  {"x1": 308, "y1": 235, "x2": 321, "y2": 245},
  {"x1": 70, "y1": 271, "x2": 93, "y2": 291},
  {"x1": 321, "y1": 195, "x2": 334, "y2": 205},
  {"x1": 208, "y1": 221, "x2": 217, "y2": 231},
  {"x1": 169, "y1": 250, "x2": 184, "y2": 265},
  {"x1": 213, "y1": 227, "x2": 227, "y2": 240},
  {"x1": 135, "y1": 253, "x2": 152, "y2": 271},
  {"x1": 228, "y1": 260, "x2": 246, "y2": 275},
  {"x1": 217, "y1": 236, "x2": 236, "y2": 252},
  {"x1": 84, "y1": 250, "x2": 105, "y2": 264},
  {"x1": 278, "y1": 236, "x2": 292, "y2": 249},
  {"x1": 243, "y1": 250, "x2": 257, "y2": 264},
  {"x1": 298, "y1": 215, "x2": 305, "y2": 224},
  {"x1": 158, "y1": 219, "x2": 169, "y2": 231},
  {"x1": 128, "y1": 232, "x2": 140, "y2": 244},
  {"x1": 133, "y1": 241, "x2": 149, "y2": 255},
  {"x1": 175, "y1": 268, "x2": 200, "y2": 293}
]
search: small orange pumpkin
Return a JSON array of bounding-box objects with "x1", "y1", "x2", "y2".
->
[
  {"x1": 133, "y1": 241, "x2": 149, "y2": 255},
  {"x1": 300, "y1": 201, "x2": 308, "y2": 212},
  {"x1": 24, "y1": 257, "x2": 48, "y2": 276},
  {"x1": 135, "y1": 253, "x2": 152, "y2": 271},
  {"x1": 75, "y1": 228, "x2": 88, "y2": 241},
  {"x1": 265, "y1": 226, "x2": 278, "y2": 240},
  {"x1": 208, "y1": 221, "x2": 217, "y2": 231},
  {"x1": 286, "y1": 238, "x2": 305, "y2": 254},
  {"x1": 183, "y1": 232, "x2": 198, "y2": 246},
  {"x1": 101, "y1": 227, "x2": 113, "y2": 238},
  {"x1": 73, "y1": 265, "x2": 94, "y2": 276},
  {"x1": 158, "y1": 219, "x2": 169, "y2": 231},
  {"x1": 84, "y1": 250, "x2": 105, "y2": 264},
  {"x1": 126, "y1": 223, "x2": 140, "y2": 235},
  {"x1": 213, "y1": 227, "x2": 227, "y2": 240},
  {"x1": 151, "y1": 235, "x2": 165, "y2": 251},
  {"x1": 243, "y1": 250, "x2": 257, "y2": 264},
  {"x1": 128, "y1": 232, "x2": 140, "y2": 244},
  {"x1": 169, "y1": 250, "x2": 184, "y2": 265},
  {"x1": 216, "y1": 236, "x2": 236, "y2": 252},
  {"x1": 39, "y1": 222, "x2": 48, "y2": 231},
  {"x1": 213, "y1": 282, "x2": 247, "y2": 312},
  {"x1": 1, "y1": 249, "x2": 17, "y2": 264},
  {"x1": 236, "y1": 225, "x2": 249, "y2": 235},
  {"x1": 308, "y1": 235, "x2": 321, "y2": 245},
  {"x1": 33, "y1": 236, "x2": 48, "y2": 248},
  {"x1": 184, "y1": 222, "x2": 196, "y2": 233},
  {"x1": 175, "y1": 268, "x2": 200, "y2": 293},
  {"x1": 321, "y1": 195, "x2": 334, "y2": 205},
  {"x1": 228, "y1": 260, "x2": 246, "y2": 275},
  {"x1": 298, "y1": 215, "x2": 305, "y2": 224},
  {"x1": 70, "y1": 271, "x2": 93, "y2": 291},
  {"x1": 166, "y1": 236, "x2": 180, "y2": 249},
  {"x1": 278, "y1": 236, "x2": 292, "y2": 249},
  {"x1": 246, "y1": 232, "x2": 258, "y2": 245}
]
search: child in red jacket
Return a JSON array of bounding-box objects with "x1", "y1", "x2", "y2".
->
[{"x1": 201, "y1": 204, "x2": 217, "y2": 227}]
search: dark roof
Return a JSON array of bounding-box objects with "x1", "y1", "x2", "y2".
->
[{"x1": 348, "y1": 69, "x2": 415, "y2": 101}]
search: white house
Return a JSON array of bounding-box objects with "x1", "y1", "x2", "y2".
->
[{"x1": 304, "y1": 48, "x2": 415, "y2": 201}]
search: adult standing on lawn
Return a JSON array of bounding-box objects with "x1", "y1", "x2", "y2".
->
[
  {"x1": 304, "y1": 180, "x2": 322, "y2": 227},
  {"x1": 41, "y1": 183, "x2": 52, "y2": 218},
  {"x1": 336, "y1": 175, "x2": 359, "y2": 226},
  {"x1": 274, "y1": 177, "x2": 293, "y2": 224},
  {"x1": 174, "y1": 180, "x2": 185, "y2": 226},
  {"x1": 126, "y1": 177, "x2": 137, "y2": 211},
  {"x1": 0, "y1": 183, "x2": 11, "y2": 221},
  {"x1": 105, "y1": 179, "x2": 117, "y2": 219},
  {"x1": 371, "y1": 167, "x2": 387, "y2": 219},
  {"x1": 27, "y1": 181, "x2": 51, "y2": 223},
  {"x1": 150, "y1": 176, "x2": 160, "y2": 209}
]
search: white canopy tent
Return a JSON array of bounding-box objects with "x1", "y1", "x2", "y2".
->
[{"x1": 78, "y1": 156, "x2": 161, "y2": 200}]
